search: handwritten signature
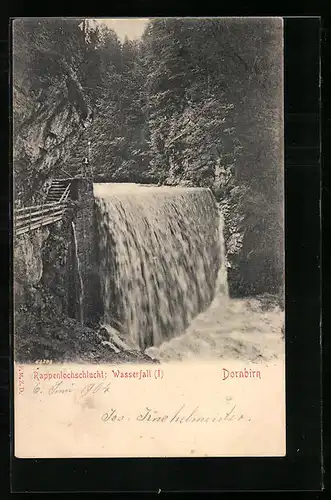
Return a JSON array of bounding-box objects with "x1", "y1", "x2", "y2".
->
[{"x1": 101, "y1": 403, "x2": 249, "y2": 423}]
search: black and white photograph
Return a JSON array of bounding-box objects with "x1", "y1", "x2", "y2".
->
[
  {"x1": 12, "y1": 16, "x2": 287, "y2": 460},
  {"x1": 13, "y1": 17, "x2": 284, "y2": 366}
]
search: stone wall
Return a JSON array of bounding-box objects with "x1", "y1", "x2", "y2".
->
[{"x1": 71, "y1": 178, "x2": 101, "y2": 325}]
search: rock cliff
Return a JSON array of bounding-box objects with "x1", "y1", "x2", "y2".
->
[{"x1": 13, "y1": 19, "x2": 93, "y2": 205}]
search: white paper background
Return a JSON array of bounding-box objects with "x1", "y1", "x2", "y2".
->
[{"x1": 14, "y1": 360, "x2": 285, "y2": 458}]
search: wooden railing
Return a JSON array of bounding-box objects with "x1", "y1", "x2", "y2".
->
[
  {"x1": 59, "y1": 183, "x2": 71, "y2": 203},
  {"x1": 14, "y1": 201, "x2": 68, "y2": 236},
  {"x1": 14, "y1": 176, "x2": 75, "y2": 236}
]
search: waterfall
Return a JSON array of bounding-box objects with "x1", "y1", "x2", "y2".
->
[
  {"x1": 71, "y1": 221, "x2": 84, "y2": 325},
  {"x1": 94, "y1": 183, "x2": 227, "y2": 349}
]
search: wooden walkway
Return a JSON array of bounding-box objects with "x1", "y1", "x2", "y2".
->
[{"x1": 14, "y1": 179, "x2": 72, "y2": 236}]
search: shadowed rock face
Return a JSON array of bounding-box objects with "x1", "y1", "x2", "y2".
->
[
  {"x1": 12, "y1": 19, "x2": 92, "y2": 206},
  {"x1": 14, "y1": 100, "x2": 84, "y2": 205},
  {"x1": 94, "y1": 183, "x2": 224, "y2": 349}
]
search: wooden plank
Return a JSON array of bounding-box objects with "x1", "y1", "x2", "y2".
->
[
  {"x1": 15, "y1": 201, "x2": 63, "y2": 211},
  {"x1": 15, "y1": 207, "x2": 65, "y2": 222},
  {"x1": 15, "y1": 216, "x2": 63, "y2": 236},
  {"x1": 15, "y1": 213, "x2": 64, "y2": 225},
  {"x1": 16, "y1": 205, "x2": 65, "y2": 216},
  {"x1": 15, "y1": 201, "x2": 64, "y2": 214},
  {"x1": 15, "y1": 205, "x2": 66, "y2": 221},
  {"x1": 60, "y1": 169, "x2": 72, "y2": 178},
  {"x1": 52, "y1": 178, "x2": 75, "y2": 182},
  {"x1": 59, "y1": 184, "x2": 71, "y2": 202},
  {"x1": 15, "y1": 209, "x2": 65, "y2": 227},
  {"x1": 15, "y1": 210, "x2": 63, "y2": 222},
  {"x1": 15, "y1": 217, "x2": 60, "y2": 234},
  {"x1": 15, "y1": 203, "x2": 66, "y2": 216}
]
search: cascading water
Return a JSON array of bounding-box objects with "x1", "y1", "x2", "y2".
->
[
  {"x1": 71, "y1": 221, "x2": 84, "y2": 325},
  {"x1": 94, "y1": 183, "x2": 226, "y2": 350}
]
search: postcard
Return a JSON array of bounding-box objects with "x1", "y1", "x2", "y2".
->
[{"x1": 13, "y1": 17, "x2": 285, "y2": 458}]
